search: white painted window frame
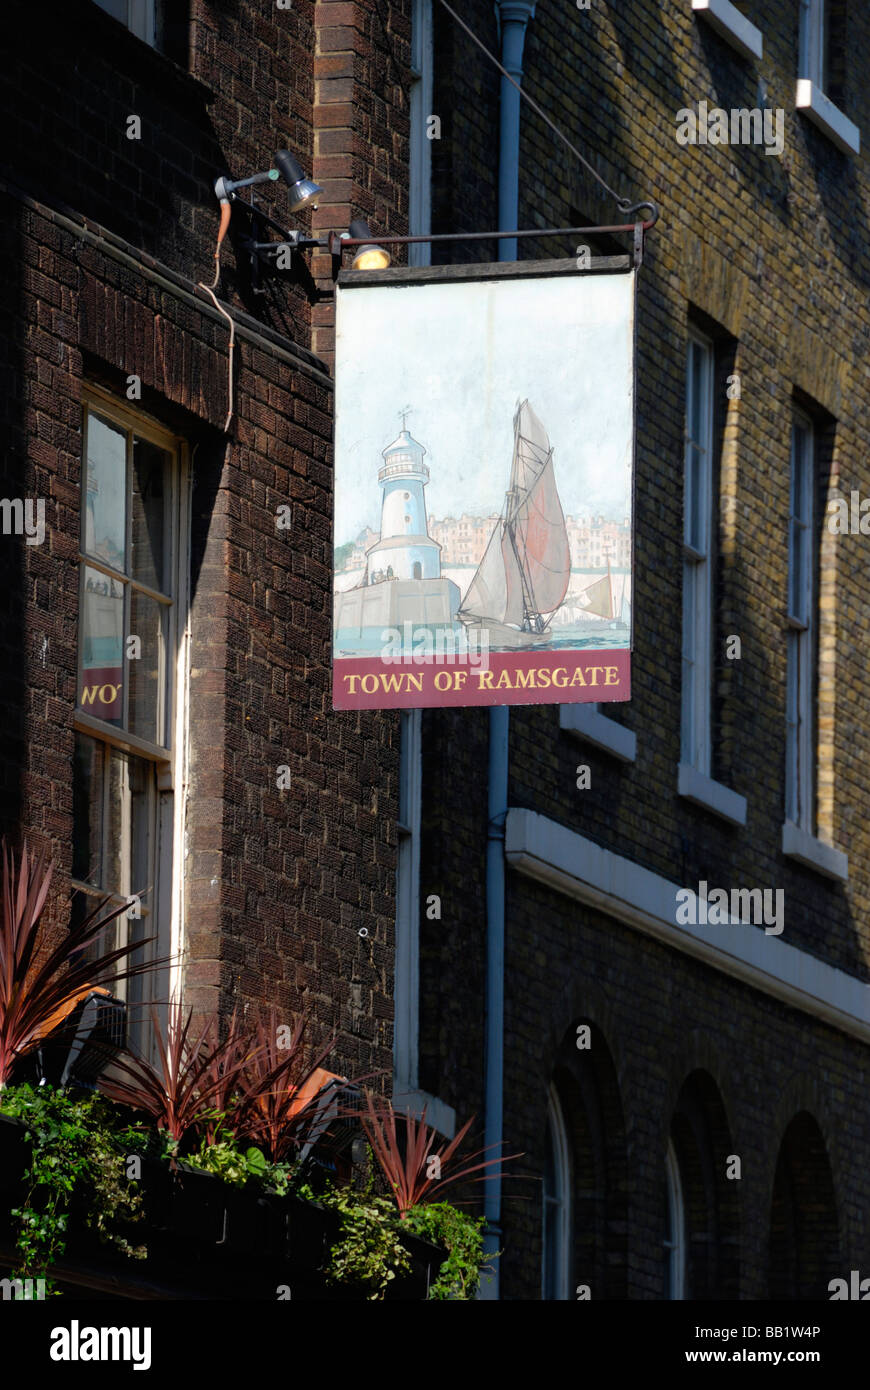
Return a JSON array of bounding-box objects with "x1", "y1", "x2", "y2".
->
[
  {"x1": 542, "y1": 1084, "x2": 572, "y2": 1301},
  {"x1": 681, "y1": 329, "x2": 714, "y2": 777},
  {"x1": 780, "y1": 413, "x2": 846, "y2": 880},
  {"x1": 796, "y1": 0, "x2": 860, "y2": 155},
  {"x1": 74, "y1": 388, "x2": 190, "y2": 1060},
  {"x1": 691, "y1": 0, "x2": 763, "y2": 63},
  {"x1": 663, "y1": 1138, "x2": 686, "y2": 1300},
  {"x1": 393, "y1": 709, "x2": 456, "y2": 1137},
  {"x1": 408, "y1": 0, "x2": 433, "y2": 268}
]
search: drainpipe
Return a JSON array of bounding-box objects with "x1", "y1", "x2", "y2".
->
[
  {"x1": 481, "y1": 0, "x2": 535, "y2": 1302},
  {"x1": 495, "y1": 1, "x2": 536, "y2": 260}
]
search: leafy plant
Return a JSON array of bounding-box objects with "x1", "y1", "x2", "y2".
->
[
  {"x1": 305, "y1": 1172, "x2": 491, "y2": 1300},
  {"x1": 361, "y1": 1092, "x2": 519, "y2": 1218},
  {"x1": 308, "y1": 1178, "x2": 412, "y2": 1300},
  {"x1": 97, "y1": 1003, "x2": 253, "y2": 1144},
  {"x1": 0, "y1": 1082, "x2": 146, "y2": 1291},
  {"x1": 403, "y1": 1201, "x2": 489, "y2": 1299},
  {"x1": 232, "y1": 1009, "x2": 340, "y2": 1164},
  {"x1": 0, "y1": 840, "x2": 159, "y2": 1090},
  {"x1": 198, "y1": 1008, "x2": 258, "y2": 1146},
  {"x1": 183, "y1": 1135, "x2": 291, "y2": 1192}
]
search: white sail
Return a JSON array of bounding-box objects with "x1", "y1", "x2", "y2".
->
[
  {"x1": 460, "y1": 520, "x2": 524, "y2": 626},
  {"x1": 460, "y1": 400, "x2": 570, "y2": 628}
]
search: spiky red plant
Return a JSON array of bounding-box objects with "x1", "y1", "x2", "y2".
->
[
  {"x1": 0, "y1": 839, "x2": 160, "y2": 1090},
  {"x1": 361, "y1": 1091, "x2": 520, "y2": 1218},
  {"x1": 97, "y1": 1003, "x2": 253, "y2": 1143},
  {"x1": 198, "y1": 1007, "x2": 262, "y2": 1145},
  {"x1": 232, "y1": 1009, "x2": 342, "y2": 1163}
]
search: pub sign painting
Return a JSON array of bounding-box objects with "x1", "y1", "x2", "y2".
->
[{"x1": 332, "y1": 267, "x2": 635, "y2": 710}]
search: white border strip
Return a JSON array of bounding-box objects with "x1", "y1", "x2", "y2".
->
[
  {"x1": 505, "y1": 809, "x2": 870, "y2": 1043},
  {"x1": 796, "y1": 79, "x2": 861, "y2": 156},
  {"x1": 692, "y1": 0, "x2": 763, "y2": 63},
  {"x1": 560, "y1": 703, "x2": 637, "y2": 763}
]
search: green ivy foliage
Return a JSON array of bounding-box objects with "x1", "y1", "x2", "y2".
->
[
  {"x1": 300, "y1": 1179, "x2": 412, "y2": 1300},
  {"x1": 301, "y1": 1177, "x2": 490, "y2": 1301},
  {"x1": 0, "y1": 1083, "x2": 146, "y2": 1294},
  {"x1": 403, "y1": 1202, "x2": 488, "y2": 1299},
  {"x1": 183, "y1": 1136, "x2": 292, "y2": 1194}
]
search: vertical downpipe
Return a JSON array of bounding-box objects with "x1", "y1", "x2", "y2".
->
[{"x1": 482, "y1": 0, "x2": 535, "y2": 1301}]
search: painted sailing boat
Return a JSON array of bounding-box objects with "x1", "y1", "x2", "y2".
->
[
  {"x1": 578, "y1": 558, "x2": 631, "y2": 630},
  {"x1": 581, "y1": 557, "x2": 615, "y2": 622},
  {"x1": 458, "y1": 401, "x2": 571, "y2": 649}
]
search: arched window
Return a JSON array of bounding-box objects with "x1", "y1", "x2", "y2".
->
[
  {"x1": 663, "y1": 1139, "x2": 686, "y2": 1299},
  {"x1": 412, "y1": 561, "x2": 422, "y2": 579},
  {"x1": 667, "y1": 1070, "x2": 740, "y2": 1298},
  {"x1": 769, "y1": 1111, "x2": 839, "y2": 1298},
  {"x1": 542, "y1": 1085, "x2": 571, "y2": 1299}
]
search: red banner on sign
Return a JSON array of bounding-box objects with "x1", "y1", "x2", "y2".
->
[{"x1": 333, "y1": 648, "x2": 629, "y2": 710}]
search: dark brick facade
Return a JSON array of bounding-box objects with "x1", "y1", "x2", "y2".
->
[
  {"x1": 417, "y1": 0, "x2": 870, "y2": 1299},
  {"x1": 0, "y1": 0, "x2": 406, "y2": 1083}
]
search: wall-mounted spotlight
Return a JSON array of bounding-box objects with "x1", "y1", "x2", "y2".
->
[
  {"x1": 347, "y1": 219, "x2": 392, "y2": 271},
  {"x1": 273, "y1": 151, "x2": 323, "y2": 213},
  {"x1": 213, "y1": 152, "x2": 322, "y2": 211}
]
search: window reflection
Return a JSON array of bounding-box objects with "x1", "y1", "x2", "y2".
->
[{"x1": 85, "y1": 414, "x2": 126, "y2": 570}]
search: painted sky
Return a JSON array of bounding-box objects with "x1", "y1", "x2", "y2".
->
[{"x1": 333, "y1": 272, "x2": 635, "y2": 548}]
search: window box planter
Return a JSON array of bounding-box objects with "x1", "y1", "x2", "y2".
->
[{"x1": 0, "y1": 1114, "x2": 446, "y2": 1299}]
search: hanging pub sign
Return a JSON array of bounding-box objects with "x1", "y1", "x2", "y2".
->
[{"x1": 332, "y1": 261, "x2": 635, "y2": 710}]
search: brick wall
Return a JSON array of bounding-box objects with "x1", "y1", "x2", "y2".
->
[
  {"x1": 311, "y1": 0, "x2": 413, "y2": 363},
  {"x1": 0, "y1": 0, "x2": 413, "y2": 1081},
  {"x1": 418, "y1": 0, "x2": 870, "y2": 1298}
]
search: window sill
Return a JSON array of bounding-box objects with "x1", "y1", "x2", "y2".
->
[
  {"x1": 692, "y1": 0, "x2": 763, "y2": 62},
  {"x1": 392, "y1": 1088, "x2": 456, "y2": 1139},
  {"x1": 560, "y1": 704, "x2": 636, "y2": 764},
  {"x1": 782, "y1": 821, "x2": 848, "y2": 882},
  {"x1": 796, "y1": 80, "x2": 860, "y2": 156},
  {"x1": 66, "y1": 0, "x2": 215, "y2": 108},
  {"x1": 677, "y1": 762, "x2": 747, "y2": 826}
]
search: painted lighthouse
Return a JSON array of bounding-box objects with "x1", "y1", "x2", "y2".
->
[
  {"x1": 366, "y1": 425, "x2": 441, "y2": 581},
  {"x1": 334, "y1": 416, "x2": 460, "y2": 650}
]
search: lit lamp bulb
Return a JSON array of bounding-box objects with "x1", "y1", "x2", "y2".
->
[{"x1": 348, "y1": 219, "x2": 391, "y2": 270}]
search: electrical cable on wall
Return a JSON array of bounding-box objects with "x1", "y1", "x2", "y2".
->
[
  {"x1": 435, "y1": 0, "x2": 657, "y2": 221},
  {"x1": 199, "y1": 197, "x2": 235, "y2": 433}
]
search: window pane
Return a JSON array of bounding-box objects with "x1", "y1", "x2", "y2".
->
[
  {"x1": 129, "y1": 589, "x2": 166, "y2": 743},
  {"x1": 85, "y1": 414, "x2": 127, "y2": 570},
  {"x1": 790, "y1": 521, "x2": 807, "y2": 623},
  {"x1": 689, "y1": 343, "x2": 706, "y2": 444},
  {"x1": 93, "y1": 0, "x2": 127, "y2": 19},
  {"x1": 104, "y1": 748, "x2": 153, "y2": 902},
  {"x1": 80, "y1": 566, "x2": 124, "y2": 725},
  {"x1": 72, "y1": 733, "x2": 104, "y2": 886},
  {"x1": 688, "y1": 447, "x2": 704, "y2": 551},
  {"x1": 131, "y1": 437, "x2": 169, "y2": 593}
]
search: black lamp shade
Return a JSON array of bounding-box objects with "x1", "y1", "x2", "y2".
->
[{"x1": 274, "y1": 150, "x2": 305, "y2": 186}]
